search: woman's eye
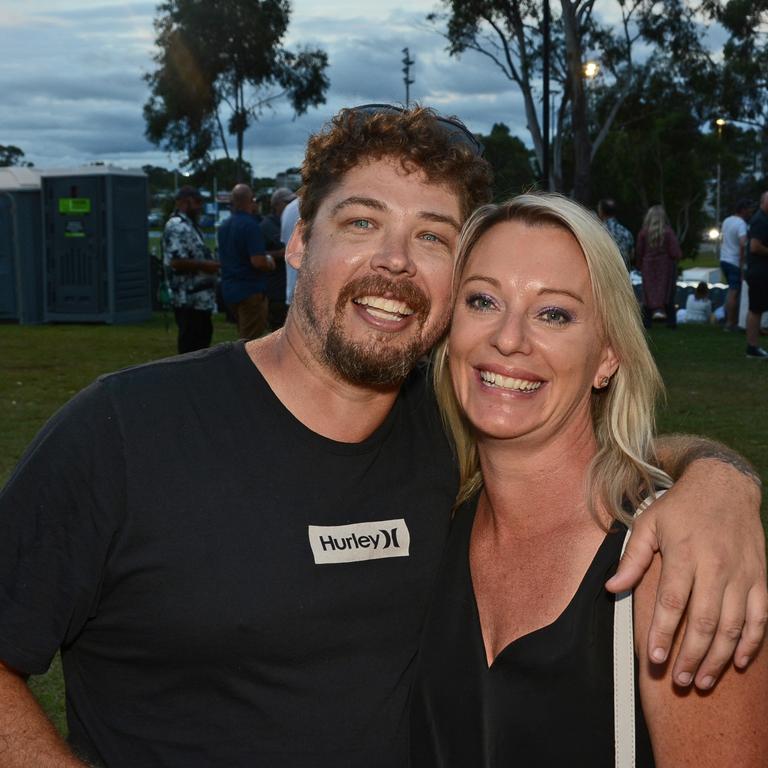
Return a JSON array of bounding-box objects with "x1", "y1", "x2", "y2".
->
[
  {"x1": 539, "y1": 307, "x2": 572, "y2": 326},
  {"x1": 466, "y1": 293, "x2": 496, "y2": 311},
  {"x1": 420, "y1": 232, "x2": 442, "y2": 243}
]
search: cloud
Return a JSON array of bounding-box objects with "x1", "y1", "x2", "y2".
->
[{"x1": 0, "y1": 0, "x2": 534, "y2": 175}]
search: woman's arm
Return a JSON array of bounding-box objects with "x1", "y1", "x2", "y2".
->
[
  {"x1": 635, "y1": 230, "x2": 646, "y2": 268},
  {"x1": 666, "y1": 227, "x2": 682, "y2": 261},
  {"x1": 634, "y1": 553, "x2": 768, "y2": 767}
]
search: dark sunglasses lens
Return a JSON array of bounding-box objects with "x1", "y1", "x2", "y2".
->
[{"x1": 349, "y1": 104, "x2": 483, "y2": 156}]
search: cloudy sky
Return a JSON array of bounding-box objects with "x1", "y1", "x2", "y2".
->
[
  {"x1": 0, "y1": 1, "x2": 723, "y2": 178},
  {"x1": 0, "y1": 0, "x2": 536, "y2": 177}
]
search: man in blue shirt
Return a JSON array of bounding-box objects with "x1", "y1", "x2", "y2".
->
[{"x1": 217, "y1": 184, "x2": 275, "y2": 339}]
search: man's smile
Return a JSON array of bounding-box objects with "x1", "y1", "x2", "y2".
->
[{"x1": 353, "y1": 295, "x2": 415, "y2": 322}]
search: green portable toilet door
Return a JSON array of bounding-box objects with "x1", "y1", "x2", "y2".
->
[{"x1": 46, "y1": 177, "x2": 104, "y2": 315}]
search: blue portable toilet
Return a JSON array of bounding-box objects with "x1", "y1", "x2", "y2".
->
[
  {"x1": 41, "y1": 166, "x2": 150, "y2": 323},
  {"x1": 0, "y1": 167, "x2": 44, "y2": 324}
]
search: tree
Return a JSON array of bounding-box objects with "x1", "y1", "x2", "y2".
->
[
  {"x1": 706, "y1": 0, "x2": 768, "y2": 178},
  {"x1": 431, "y1": 0, "x2": 713, "y2": 202},
  {"x1": 589, "y1": 66, "x2": 715, "y2": 256},
  {"x1": 0, "y1": 145, "x2": 32, "y2": 167},
  {"x1": 477, "y1": 123, "x2": 537, "y2": 199},
  {"x1": 189, "y1": 157, "x2": 254, "y2": 192},
  {"x1": 144, "y1": 0, "x2": 329, "y2": 177}
]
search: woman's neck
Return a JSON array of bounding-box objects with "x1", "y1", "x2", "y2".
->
[{"x1": 476, "y1": 419, "x2": 604, "y2": 538}]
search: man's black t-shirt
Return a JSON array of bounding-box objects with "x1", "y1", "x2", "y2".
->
[
  {"x1": 0, "y1": 342, "x2": 457, "y2": 767},
  {"x1": 748, "y1": 208, "x2": 768, "y2": 276}
]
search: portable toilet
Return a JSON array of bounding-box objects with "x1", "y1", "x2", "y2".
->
[
  {"x1": 0, "y1": 167, "x2": 44, "y2": 324},
  {"x1": 41, "y1": 166, "x2": 150, "y2": 323}
]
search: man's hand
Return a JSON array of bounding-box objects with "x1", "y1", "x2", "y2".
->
[
  {"x1": 606, "y1": 459, "x2": 767, "y2": 690},
  {"x1": 169, "y1": 258, "x2": 220, "y2": 274},
  {"x1": 249, "y1": 253, "x2": 275, "y2": 272}
]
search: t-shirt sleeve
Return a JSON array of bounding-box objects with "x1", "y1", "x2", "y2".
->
[
  {"x1": 0, "y1": 380, "x2": 125, "y2": 674},
  {"x1": 751, "y1": 218, "x2": 768, "y2": 246},
  {"x1": 247, "y1": 219, "x2": 266, "y2": 257}
]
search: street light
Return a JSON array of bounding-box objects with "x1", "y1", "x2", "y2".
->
[{"x1": 583, "y1": 60, "x2": 600, "y2": 79}]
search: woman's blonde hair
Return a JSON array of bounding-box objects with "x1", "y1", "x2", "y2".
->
[
  {"x1": 642, "y1": 204, "x2": 668, "y2": 249},
  {"x1": 432, "y1": 192, "x2": 672, "y2": 525}
]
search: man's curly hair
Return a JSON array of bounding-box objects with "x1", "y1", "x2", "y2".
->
[{"x1": 298, "y1": 105, "x2": 493, "y2": 240}]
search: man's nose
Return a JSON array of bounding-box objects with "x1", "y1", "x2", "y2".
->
[{"x1": 369, "y1": 232, "x2": 417, "y2": 277}]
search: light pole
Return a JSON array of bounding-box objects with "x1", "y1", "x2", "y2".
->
[
  {"x1": 542, "y1": 0, "x2": 550, "y2": 189},
  {"x1": 715, "y1": 118, "x2": 727, "y2": 230},
  {"x1": 402, "y1": 48, "x2": 414, "y2": 107}
]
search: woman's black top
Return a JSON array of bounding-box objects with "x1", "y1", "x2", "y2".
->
[{"x1": 410, "y1": 498, "x2": 655, "y2": 767}]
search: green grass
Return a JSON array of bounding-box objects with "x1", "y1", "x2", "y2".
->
[
  {"x1": 650, "y1": 324, "x2": 768, "y2": 485},
  {"x1": 0, "y1": 314, "x2": 239, "y2": 483},
  {"x1": 1, "y1": 314, "x2": 766, "y2": 734}
]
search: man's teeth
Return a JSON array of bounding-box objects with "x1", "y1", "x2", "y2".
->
[
  {"x1": 479, "y1": 371, "x2": 542, "y2": 391},
  {"x1": 355, "y1": 295, "x2": 414, "y2": 320}
]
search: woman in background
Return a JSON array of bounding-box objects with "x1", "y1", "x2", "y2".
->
[
  {"x1": 411, "y1": 194, "x2": 768, "y2": 767},
  {"x1": 677, "y1": 281, "x2": 714, "y2": 324},
  {"x1": 637, "y1": 205, "x2": 682, "y2": 329}
]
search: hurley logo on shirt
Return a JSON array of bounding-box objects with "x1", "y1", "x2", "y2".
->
[{"x1": 308, "y1": 519, "x2": 411, "y2": 565}]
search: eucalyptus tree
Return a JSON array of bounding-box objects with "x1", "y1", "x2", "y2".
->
[
  {"x1": 144, "y1": 0, "x2": 329, "y2": 178},
  {"x1": 430, "y1": 0, "x2": 713, "y2": 202}
]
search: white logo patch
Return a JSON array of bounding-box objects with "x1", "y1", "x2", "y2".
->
[{"x1": 308, "y1": 519, "x2": 411, "y2": 565}]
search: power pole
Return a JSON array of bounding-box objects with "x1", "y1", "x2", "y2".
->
[
  {"x1": 542, "y1": 0, "x2": 550, "y2": 190},
  {"x1": 402, "y1": 48, "x2": 414, "y2": 107}
]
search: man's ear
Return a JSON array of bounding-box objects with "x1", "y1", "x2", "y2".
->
[{"x1": 285, "y1": 220, "x2": 306, "y2": 270}]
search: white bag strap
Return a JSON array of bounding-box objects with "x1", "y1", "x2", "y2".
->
[{"x1": 614, "y1": 490, "x2": 667, "y2": 768}]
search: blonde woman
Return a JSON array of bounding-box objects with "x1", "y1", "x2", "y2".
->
[
  {"x1": 636, "y1": 205, "x2": 682, "y2": 329},
  {"x1": 410, "y1": 194, "x2": 768, "y2": 766}
]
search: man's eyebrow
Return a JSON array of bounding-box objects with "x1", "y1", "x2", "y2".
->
[
  {"x1": 419, "y1": 211, "x2": 461, "y2": 231},
  {"x1": 330, "y1": 196, "x2": 460, "y2": 231},
  {"x1": 330, "y1": 196, "x2": 388, "y2": 215}
]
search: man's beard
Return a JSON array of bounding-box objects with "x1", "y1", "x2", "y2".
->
[{"x1": 295, "y1": 266, "x2": 449, "y2": 388}]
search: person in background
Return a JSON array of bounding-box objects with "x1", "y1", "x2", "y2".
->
[
  {"x1": 677, "y1": 282, "x2": 714, "y2": 325},
  {"x1": 597, "y1": 197, "x2": 634, "y2": 269},
  {"x1": 636, "y1": 205, "x2": 682, "y2": 329},
  {"x1": 720, "y1": 198, "x2": 753, "y2": 331},
  {"x1": 217, "y1": 183, "x2": 275, "y2": 340},
  {"x1": 745, "y1": 191, "x2": 768, "y2": 359},
  {"x1": 260, "y1": 187, "x2": 296, "y2": 330},
  {"x1": 280, "y1": 194, "x2": 301, "y2": 306},
  {"x1": 163, "y1": 185, "x2": 220, "y2": 353}
]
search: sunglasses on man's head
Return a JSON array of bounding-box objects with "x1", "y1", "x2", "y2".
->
[{"x1": 348, "y1": 103, "x2": 485, "y2": 157}]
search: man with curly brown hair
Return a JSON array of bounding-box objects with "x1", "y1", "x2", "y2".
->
[{"x1": 0, "y1": 105, "x2": 764, "y2": 768}]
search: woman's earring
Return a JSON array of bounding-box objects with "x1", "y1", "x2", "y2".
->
[{"x1": 599, "y1": 376, "x2": 610, "y2": 388}]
